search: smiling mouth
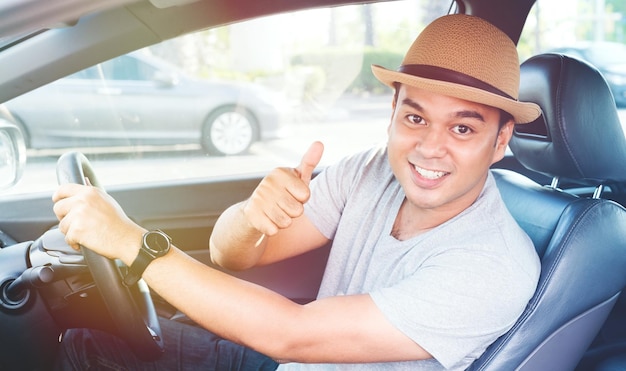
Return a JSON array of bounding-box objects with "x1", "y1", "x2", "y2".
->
[{"x1": 414, "y1": 165, "x2": 449, "y2": 180}]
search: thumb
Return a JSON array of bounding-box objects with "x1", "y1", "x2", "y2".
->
[{"x1": 296, "y1": 141, "x2": 324, "y2": 184}]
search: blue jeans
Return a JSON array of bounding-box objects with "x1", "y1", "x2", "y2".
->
[{"x1": 55, "y1": 318, "x2": 279, "y2": 370}]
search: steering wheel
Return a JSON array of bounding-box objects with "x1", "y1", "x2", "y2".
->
[{"x1": 56, "y1": 151, "x2": 164, "y2": 361}]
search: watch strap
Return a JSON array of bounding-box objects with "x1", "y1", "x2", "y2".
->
[
  {"x1": 123, "y1": 230, "x2": 171, "y2": 286},
  {"x1": 123, "y1": 248, "x2": 153, "y2": 286}
]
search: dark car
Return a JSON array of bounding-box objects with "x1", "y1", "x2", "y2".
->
[
  {"x1": 3, "y1": 52, "x2": 290, "y2": 156},
  {"x1": 1, "y1": 0, "x2": 626, "y2": 370},
  {"x1": 550, "y1": 42, "x2": 626, "y2": 107}
]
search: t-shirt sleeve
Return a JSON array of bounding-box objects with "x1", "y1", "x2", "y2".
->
[
  {"x1": 305, "y1": 150, "x2": 372, "y2": 240},
  {"x1": 370, "y1": 246, "x2": 532, "y2": 369}
]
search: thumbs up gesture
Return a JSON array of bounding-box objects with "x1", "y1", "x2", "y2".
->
[{"x1": 243, "y1": 141, "x2": 324, "y2": 236}]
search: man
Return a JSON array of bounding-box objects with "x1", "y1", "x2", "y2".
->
[{"x1": 53, "y1": 14, "x2": 541, "y2": 370}]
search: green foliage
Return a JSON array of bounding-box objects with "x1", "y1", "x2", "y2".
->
[
  {"x1": 350, "y1": 49, "x2": 404, "y2": 93},
  {"x1": 606, "y1": 0, "x2": 626, "y2": 43}
]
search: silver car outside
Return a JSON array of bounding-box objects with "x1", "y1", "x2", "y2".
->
[{"x1": 3, "y1": 52, "x2": 290, "y2": 156}]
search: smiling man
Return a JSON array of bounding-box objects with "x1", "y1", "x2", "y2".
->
[
  {"x1": 385, "y1": 85, "x2": 515, "y2": 240},
  {"x1": 53, "y1": 14, "x2": 542, "y2": 371}
]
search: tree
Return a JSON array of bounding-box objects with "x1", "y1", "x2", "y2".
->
[
  {"x1": 362, "y1": 4, "x2": 374, "y2": 47},
  {"x1": 606, "y1": 0, "x2": 625, "y2": 42}
]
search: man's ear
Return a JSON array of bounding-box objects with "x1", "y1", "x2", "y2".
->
[
  {"x1": 387, "y1": 94, "x2": 398, "y2": 134},
  {"x1": 492, "y1": 120, "x2": 514, "y2": 164}
]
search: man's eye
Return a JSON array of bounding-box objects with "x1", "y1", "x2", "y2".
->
[
  {"x1": 452, "y1": 125, "x2": 473, "y2": 135},
  {"x1": 407, "y1": 114, "x2": 425, "y2": 125}
]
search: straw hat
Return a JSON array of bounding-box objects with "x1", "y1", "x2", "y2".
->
[{"x1": 371, "y1": 14, "x2": 541, "y2": 124}]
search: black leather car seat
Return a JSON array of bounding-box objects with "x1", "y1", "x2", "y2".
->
[{"x1": 468, "y1": 53, "x2": 626, "y2": 370}]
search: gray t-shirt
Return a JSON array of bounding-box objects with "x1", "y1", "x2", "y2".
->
[{"x1": 278, "y1": 146, "x2": 540, "y2": 370}]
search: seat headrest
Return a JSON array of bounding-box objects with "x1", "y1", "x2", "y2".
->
[{"x1": 510, "y1": 53, "x2": 626, "y2": 184}]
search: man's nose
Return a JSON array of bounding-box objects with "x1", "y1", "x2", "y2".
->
[{"x1": 415, "y1": 127, "x2": 447, "y2": 158}]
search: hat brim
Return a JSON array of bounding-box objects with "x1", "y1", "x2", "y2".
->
[{"x1": 371, "y1": 64, "x2": 542, "y2": 124}]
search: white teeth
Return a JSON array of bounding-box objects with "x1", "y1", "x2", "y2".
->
[{"x1": 415, "y1": 165, "x2": 447, "y2": 179}]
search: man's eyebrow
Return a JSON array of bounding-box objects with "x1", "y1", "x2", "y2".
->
[
  {"x1": 401, "y1": 98, "x2": 423, "y2": 112},
  {"x1": 401, "y1": 97, "x2": 487, "y2": 123},
  {"x1": 454, "y1": 110, "x2": 486, "y2": 122}
]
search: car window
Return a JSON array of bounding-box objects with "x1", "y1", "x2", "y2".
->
[
  {"x1": 6, "y1": 0, "x2": 626, "y2": 196},
  {"x1": 4, "y1": 0, "x2": 452, "y2": 195},
  {"x1": 519, "y1": 0, "x2": 626, "y2": 119},
  {"x1": 99, "y1": 56, "x2": 156, "y2": 81},
  {"x1": 68, "y1": 56, "x2": 159, "y2": 81},
  {"x1": 519, "y1": 0, "x2": 625, "y2": 58},
  {"x1": 5, "y1": 0, "x2": 626, "y2": 197}
]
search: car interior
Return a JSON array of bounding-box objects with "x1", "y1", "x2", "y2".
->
[
  {"x1": 1, "y1": 0, "x2": 626, "y2": 370},
  {"x1": 475, "y1": 52, "x2": 626, "y2": 371}
]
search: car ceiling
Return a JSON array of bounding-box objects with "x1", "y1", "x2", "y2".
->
[{"x1": 0, "y1": 0, "x2": 536, "y2": 104}]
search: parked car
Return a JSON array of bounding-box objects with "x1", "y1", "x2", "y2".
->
[
  {"x1": 3, "y1": 52, "x2": 290, "y2": 156},
  {"x1": 550, "y1": 42, "x2": 626, "y2": 107},
  {"x1": 0, "y1": 0, "x2": 626, "y2": 370}
]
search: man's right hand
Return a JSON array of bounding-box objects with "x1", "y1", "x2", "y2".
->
[{"x1": 242, "y1": 141, "x2": 324, "y2": 236}]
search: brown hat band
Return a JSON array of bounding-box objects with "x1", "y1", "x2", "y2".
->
[{"x1": 398, "y1": 64, "x2": 516, "y2": 101}]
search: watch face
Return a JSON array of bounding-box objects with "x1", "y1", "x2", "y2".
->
[{"x1": 144, "y1": 231, "x2": 171, "y2": 255}]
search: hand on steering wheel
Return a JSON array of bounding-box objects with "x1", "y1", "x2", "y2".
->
[{"x1": 56, "y1": 151, "x2": 164, "y2": 361}]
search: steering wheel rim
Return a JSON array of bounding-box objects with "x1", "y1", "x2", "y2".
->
[{"x1": 56, "y1": 151, "x2": 164, "y2": 361}]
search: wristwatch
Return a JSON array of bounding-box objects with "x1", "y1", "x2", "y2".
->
[{"x1": 123, "y1": 230, "x2": 172, "y2": 286}]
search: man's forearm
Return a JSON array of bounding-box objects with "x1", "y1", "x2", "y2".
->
[{"x1": 209, "y1": 200, "x2": 267, "y2": 271}]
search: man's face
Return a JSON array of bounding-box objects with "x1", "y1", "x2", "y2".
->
[{"x1": 387, "y1": 84, "x2": 513, "y2": 218}]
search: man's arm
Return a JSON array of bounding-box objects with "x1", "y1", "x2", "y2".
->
[
  {"x1": 146, "y1": 245, "x2": 433, "y2": 364},
  {"x1": 209, "y1": 141, "x2": 329, "y2": 270},
  {"x1": 51, "y1": 182, "x2": 432, "y2": 364}
]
